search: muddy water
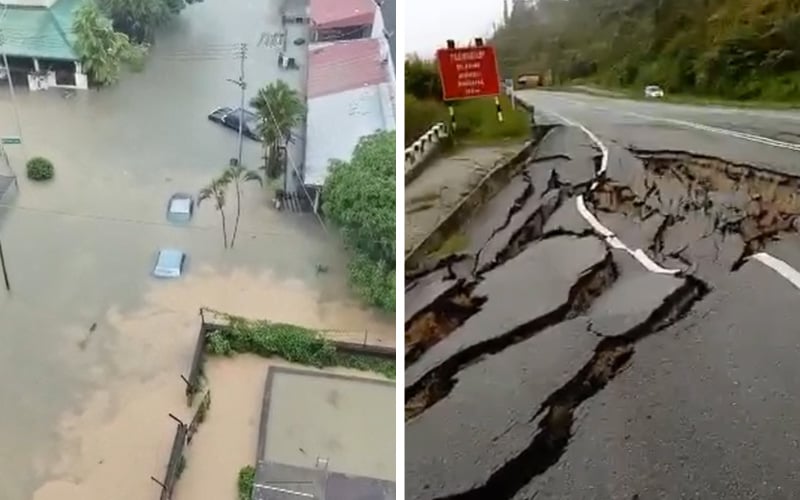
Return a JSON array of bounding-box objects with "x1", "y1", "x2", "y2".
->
[
  {"x1": 175, "y1": 357, "x2": 394, "y2": 500},
  {"x1": 26, "y1": 270, "x2": 392, "y2": 500},
  {"x1": 0, "y1": 0, "x2": 393, "y2": 497}
]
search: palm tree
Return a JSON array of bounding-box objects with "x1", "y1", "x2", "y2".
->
[
  {"x1": 198, "y1": 175, "x2": 231, "y2": 248},
  {"x1": 249, "y1": 80, "x2": 305, "y2": 181},
  {"x1": 222, "y1": 164, "x2": 262, "y2": 248}
]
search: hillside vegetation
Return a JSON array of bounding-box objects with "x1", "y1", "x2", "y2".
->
[{"x1": 493, "y1": 0, "x2": 800, "y2": 101}]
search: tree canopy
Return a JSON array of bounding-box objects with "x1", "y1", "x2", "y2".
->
[
  {"x1": 97, "y1": 0, "x2": 202, "y2": 43},
  {"x1": 323, "y1": 131, "x2": 395, "y2": 312},
  {"x1": 73, "y1": 2, "x2": 146, "y2": 86},
  {"x1": 493, "y1": 0, "x2": 800, "y2": 100}
]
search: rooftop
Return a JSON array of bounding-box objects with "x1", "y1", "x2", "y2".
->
[
  {"x1": 0, "y1": 0, "x2": 83, "y2": 61},
  {"x1": 309, "y1": 0, "x2": 375, "y2": 30},
  {"x1": 307, "y1": 38, "x2": 388, "y2": 98},
  {"x1": 305, "y1": 38, "x2": 394, "y2": 187},
  {"x1": 305, "y1": 83, "x2": 394, "y2": 187},
  {"x1": 253, "y1": 367, "x2": 395, "y2": 500}
]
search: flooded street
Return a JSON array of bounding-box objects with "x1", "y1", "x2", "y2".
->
[{"x1": 0, "y1": 0, "x2": 393, "y2": 498}]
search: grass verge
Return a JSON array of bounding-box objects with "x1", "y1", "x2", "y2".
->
[
  {"x1": 427, "y1": 231, "x2": 469, "y2": 260},
  {"x1": 204, "y1": 312, "x2": 395, "y2": 380},
  {"x1": 406, "y1": 94, "x2": 530, "y2": 147}
]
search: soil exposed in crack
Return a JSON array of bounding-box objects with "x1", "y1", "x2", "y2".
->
[
  {"x1": 405, "y1": 252, "x2": 618, "y2": 421},
  {"x1": 592, "y1": 150, "x2": 800, "y2": 269},
  {"x1": 406, "y1": 282, "x2": 487, "y2": 365},
  {"x1": 434, "y1": 276, "x2": 709, "y2": 500}
]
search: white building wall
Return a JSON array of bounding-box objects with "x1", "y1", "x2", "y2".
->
[{"x1": 370, "y1": 7, "x2": 385, "y2": 39}]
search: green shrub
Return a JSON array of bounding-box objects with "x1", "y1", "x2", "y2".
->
[
  {"x1": 237, "y1": 465, "x2": 255, "y2": 500},
  {"x1": 26, "y1": 157, "x2": 54, "y2": 181},
  {"x1": 405, "y1": 94, "x2": 448, "y2": 146},
  {"x1": 204, "y1": 314, "x2": 395, "y2": 379}
]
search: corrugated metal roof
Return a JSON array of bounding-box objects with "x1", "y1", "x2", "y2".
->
[
  {"x1": 0, "y1": 0, "x2": 82, "y2": 61},
  {"x1": 304, "y1": 83, "x2": 395, "y2": 186},
  {"x1": 309, "y1": 0, "x2": 375, "y2": 29},
  {"x1": 307, "y1": 38, "x2": 388, "y2": 98}
]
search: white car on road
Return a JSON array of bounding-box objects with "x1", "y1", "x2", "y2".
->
[{"x1": 645, "y1": 85, "x2": 665, "y2": 98}]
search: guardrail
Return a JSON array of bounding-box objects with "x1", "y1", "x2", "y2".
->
[{"x1": 405, "y1": 122, "x2": 450, "y2": 184}]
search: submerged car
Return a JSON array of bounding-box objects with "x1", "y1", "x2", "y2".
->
[
  {"x1": 167, "y1": 193, "x2": 194, "y2": 223},
  {"x1": 208, "y1": 106, "x2": 260, "y2": 141},
  {"x1": 644, "y1": 85, "x2": 665, "y2": 98},
  {"x1": 153, "y1": 249, "x2": 186, "y2": 278}
]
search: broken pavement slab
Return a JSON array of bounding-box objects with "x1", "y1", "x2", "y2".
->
[
  {"x1": 406, "y1": 317, "x2": 598, "y2": 500},
  {"x1": 515, "y1": 260, "x2": 800, "y2": 500},
  {"x1": 407, "y1": 249, "x2": 701, "y2": 500},
  {"x1": 405, "y1": 236, "x2": 610, "y2": 391}
]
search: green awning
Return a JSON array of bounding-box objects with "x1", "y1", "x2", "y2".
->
[{"x1": 0, "y1": 0, "x2": 84, "y2": 62}]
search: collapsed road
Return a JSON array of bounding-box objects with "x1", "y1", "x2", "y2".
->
[{"x1": 405, "y1": 90, "x2": 800, "y2": 500}]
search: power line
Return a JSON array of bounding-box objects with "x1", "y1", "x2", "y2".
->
[
  {"x1": 261, "y1": 90, "x2": 328, "y2": 232},
  {"x1": 0, "y1": 201, "x2": 303, "y2": 238}
]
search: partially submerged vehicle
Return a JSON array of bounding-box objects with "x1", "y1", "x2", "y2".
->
[
  {"x1": 153, "y1": 249, "x2": 186, "y2": 278},
  {"x1": 167, "y1": 193, "x2": 194, "y2": 223}
]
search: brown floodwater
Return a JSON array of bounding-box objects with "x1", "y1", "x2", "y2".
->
[{"x1": 0, "y1": 0, "x2": 394, "y2": 497}]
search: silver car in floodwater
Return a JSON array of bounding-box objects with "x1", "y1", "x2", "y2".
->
[
  {"x1": 152, "y1": 249, "x2": 186, "y2": 278},
  {"x1": 166, "y1": 193, "x2": 194, "y2": 223}
]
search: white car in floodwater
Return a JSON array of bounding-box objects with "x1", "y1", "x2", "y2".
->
[{"x1": 645, "y1": 85, "x2": 665, "y2": 98}]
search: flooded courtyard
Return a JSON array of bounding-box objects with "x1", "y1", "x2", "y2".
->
[{"x1": 0, "y1": 0, "x2": 394, "y2": 498}]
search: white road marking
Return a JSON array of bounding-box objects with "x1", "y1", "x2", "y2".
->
[
  {"x1": 545, "y1": 109, "x2": 680, "y2": 275},
  {"x1": 624, "y1": 111, "x2": 800, "y2": 153},
  {"x1": 542, "y1": 103, "x2": 800, "y2": 286},
  {"x1": 750, "y1": 253, "x2": 800, "y2": 291},
  {"x1": 545, "y1": 93, "x2": 800, "y2": 153}
]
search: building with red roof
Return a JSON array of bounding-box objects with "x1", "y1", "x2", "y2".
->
[
  {"x1": 303, "y1": 37, "x2": 395, "y2": 191},
  {"x1": 309, "y1": 0, "x2": 384, "y2": 42}
]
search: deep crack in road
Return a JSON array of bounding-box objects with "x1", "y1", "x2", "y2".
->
[{"x1": 405, "y1": 92, "x2": 800, "y2": 500}]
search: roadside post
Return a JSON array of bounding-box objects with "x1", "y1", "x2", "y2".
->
[
  {"x1": 435, "y1": 37, "x2": 503, "y2": 136},
  {"x1": 0, "y1": 239, "x2": 10, "y2": 291}
]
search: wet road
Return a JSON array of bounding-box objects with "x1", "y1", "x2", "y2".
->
[
  {"x1": 405, "y1": 92, "x2": 800, "y2": 499},
  {"x1": 0, "y1": 0, "x2": 392, "y2": 498}
]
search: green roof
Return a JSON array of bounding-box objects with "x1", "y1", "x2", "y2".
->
[{"x1": 0, "y1": 0, "x2": 85, "y2": 61}]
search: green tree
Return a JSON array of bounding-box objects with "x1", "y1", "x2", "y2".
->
[
  {"x1": 97, "y1": 0, "x2": 167, "y2": 42},
  {"x1": 323, "y1": 131, "x2": 395, "y2": 311},
  {"x1": 198, "y1": 175, "x2": 231, "y2": 248},
  {"x1": 249, "y1": 80, "x2": 305, "y2": 180},
  {"x1": 222, "y1": 164, "x2": 262, "y2": 248},
  {"x1": 72, "y1": 1, "x2": 146, "y2": 86},
  {"x1": 97, "y1": 0, "x2": 202, "y2": 43}
]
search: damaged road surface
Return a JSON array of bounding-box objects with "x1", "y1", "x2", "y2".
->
[{"x1": 405, "y1": 99, "x2": 800, "y2": 499}]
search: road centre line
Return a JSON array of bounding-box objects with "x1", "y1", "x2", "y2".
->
[
  {"x1": 624, "y1": 111, "x2": 800, "y2": 153},
  {"x1": 751, "y1": 253, "x2": 800, "y2": 291},
  {"x1": 543, "y1": 107, "x2": 800, "y2": 287},
  {"x1": 544, "y1": 109, "x2": 680, "y2": 275},
  {"x1": 549, "y1": 94, "x2": 800, "y2": 153}
]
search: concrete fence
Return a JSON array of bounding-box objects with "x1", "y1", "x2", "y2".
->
[{"x1": 404, "y1": 122, "x2": 450, "y2": 184}]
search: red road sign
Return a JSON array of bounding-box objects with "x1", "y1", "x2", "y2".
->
[{"x1": 436, "y1": 45, "x2": 501, "y2": 101}]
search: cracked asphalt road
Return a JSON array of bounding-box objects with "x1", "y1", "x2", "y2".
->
[{"x1": 405, "y1": 91, "x2": 800, "y2": 499}]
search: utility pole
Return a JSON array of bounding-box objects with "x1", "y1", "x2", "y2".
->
[
  {"x1": 0, "y1": 239, "x2": 10, "y2": 291},
  {"x1": 226, "y1": 43, "x2": 247, "y2": 167},
  {"x1": 0, "y1": 5, "x2": 23, "y2": 143}
]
